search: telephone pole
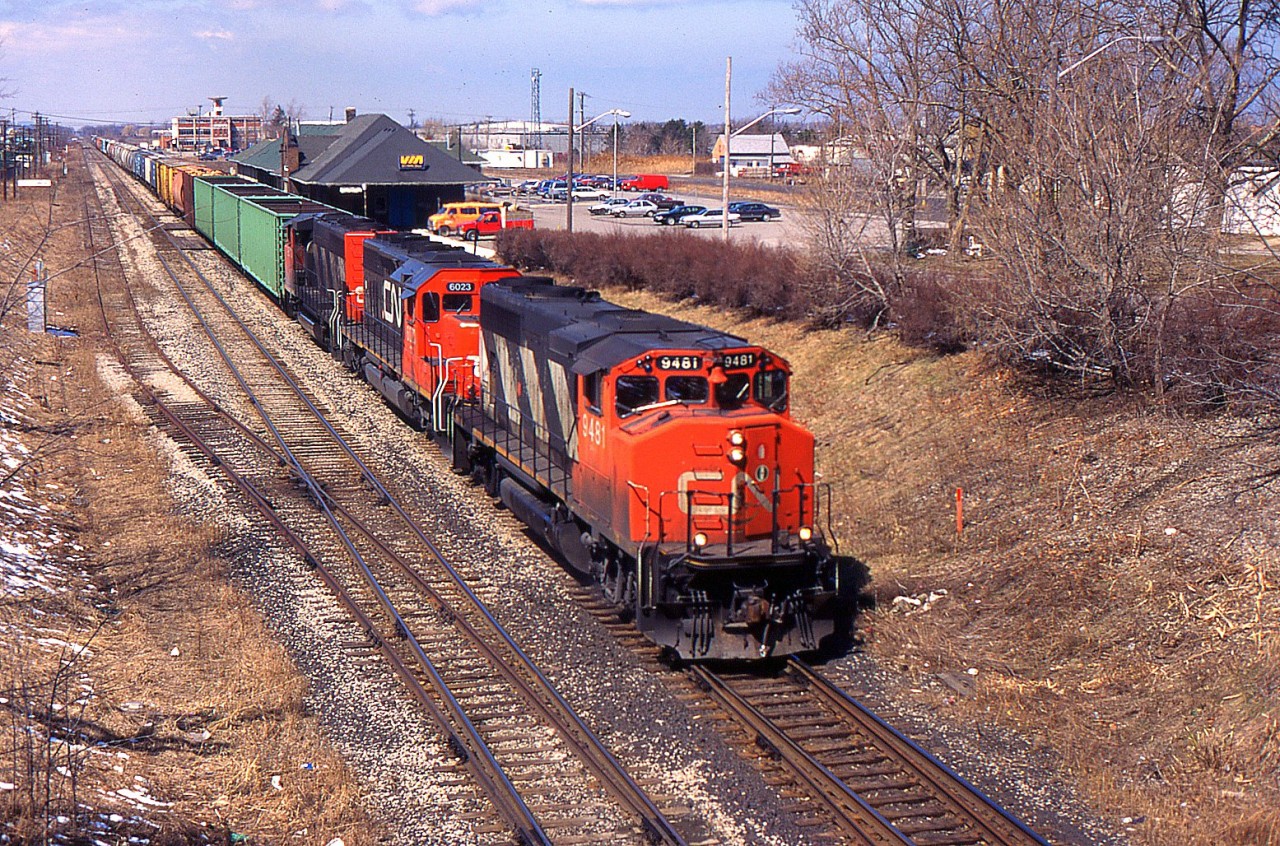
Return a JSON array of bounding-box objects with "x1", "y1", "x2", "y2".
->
[{"x1": 578, "y1": 91, "x2": 588, "y2": 166}]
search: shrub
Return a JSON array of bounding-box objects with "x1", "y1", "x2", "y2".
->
[{"x1": 496, "y1": 229, "x2": 805, "y2": 320}]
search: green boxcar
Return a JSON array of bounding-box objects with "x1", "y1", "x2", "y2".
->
[
  {"x1": 193, "y1": 176, "x2": 255, "y2": 248},
  {"x1": 238, "y1": 197, "x2": 334, "y2": 298},
  {"x1": 190, "y1": 175, "x2": 336, "y2": 300}
]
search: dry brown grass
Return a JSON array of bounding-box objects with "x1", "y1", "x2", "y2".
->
[
  {"x1": 600, "y1": 285, "x2": 1280, "y2": 846},
  {"x1": 1, "y1": 153, "x2": 380, "y2": 843},
  {"x1": 582, "y1": 154, "x2": 696, "y2": 175}
]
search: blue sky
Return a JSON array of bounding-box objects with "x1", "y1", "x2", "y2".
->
[{"x1": 0, "y1": 0, "x2": 801, "y2": 128}]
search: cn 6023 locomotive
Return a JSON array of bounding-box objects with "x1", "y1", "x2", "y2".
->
[{"x1": 97, "y1": 137, "x2": 858, "y2": 661}]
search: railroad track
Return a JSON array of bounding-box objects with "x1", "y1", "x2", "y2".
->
[
  {"x1": 82, "y1": 147, "x2": 691, "y2": 845},
  {"x1": 693, "y1": 658, "x2": 1050, "y2": 845}
]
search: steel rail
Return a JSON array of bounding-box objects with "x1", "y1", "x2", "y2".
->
[
  {"x1": 92, "y1": 147, "x2": 686, "y2": 845},
  {"x1": 787, "y1": 658, "x2": 1050, "y2": 846},
  {"x1": 690, "y1": 665, "x2": 910, "y2": 845},
  {"x1": 83, "y1": 150, "x2": 550, "y2": 845}
]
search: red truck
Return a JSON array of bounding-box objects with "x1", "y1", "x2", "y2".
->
[
  {"x1": 453, "y1": 208, "x2": 535, "y2": 241},
  {"x1": 620, "y1": 173, "x2": 669, "y2": 192}
]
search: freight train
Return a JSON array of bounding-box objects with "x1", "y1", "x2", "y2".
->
[{"x1": 95, "y1": 137, "x2": 858, "y2": 661}]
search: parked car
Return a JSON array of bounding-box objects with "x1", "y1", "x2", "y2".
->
[
  {"x1": 652, "y1": 204, "x2": 707, "y2": 225},
  {"x1": 514, "y1": 179, "x2": 541, "y2": 195},
  {"x1": 483, "y1": 178, "x2": 515, "y2": 196},
  {"x1": 538, "y1": 180, "x2": 567, "y2": 198},
  {"x1": 772, "y1": 162, "x2": 813, "y2": 179},
  {"x1": 620, "y1": 174, "x2": 670, "y2": 191},
  {"x1": 636, "y1": 193, "x2": 684, "y2": 210},
  {"x1": 682, "y1": 208, "x2": 742, "y2": 228},
  {"x1": 570, "y1": 186, "x2": 611, "y2": 200},
  {"x1": 613, "y1": 200, "x2": 660, "y2": 218},
  {"x1": 589, "y1": 197, "x2": 631, "y2": 215},
  {"x1": 727, "y1": 201, "x2": 781, "y2": 222}
]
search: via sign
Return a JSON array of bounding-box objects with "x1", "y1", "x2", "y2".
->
[{"x1": 398, "y1": 154, "x2": 426, "y2": 170}]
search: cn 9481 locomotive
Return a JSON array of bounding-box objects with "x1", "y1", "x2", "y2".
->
[{"x1": 97, "y1": 136, "x2": 857, "y2": 661}]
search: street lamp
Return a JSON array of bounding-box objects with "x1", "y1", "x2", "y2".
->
[
  {"x1": 1056, "y1": 34, "x2": 1166, "y2": 80},
  {"x1": 566, "y1": 106, "x2": 631, "y2": 232},
  {"x1": 721, "y1": 105, "x2": 801, "y2": 240}
]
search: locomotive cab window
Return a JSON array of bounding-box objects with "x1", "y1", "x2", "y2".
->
[
  {"x1": 583, "y1": 371, "x2": 603, "y2": 414},
  {"x1": 714, "y1": 372, "x2": 751, "y2": 409},
  {"x1": 420, "y1": 292, "x2": 440, "y2": 322},
  {"x1": 665, "y1": 375, "x2": 708, "y2": 404},
  {"x1": 615, "y1": 375, "x2": 660, "y2": 417},
  {"x1": 754, "y1": 369, "x2": 788, "y2": 411},
  {"x1": 443, "y1": 293, "x2": 473, "y2": 314}
]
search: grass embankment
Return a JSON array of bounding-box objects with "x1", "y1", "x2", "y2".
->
[{"x1": 602, "y1": 286, "x2": 1280, "y2": 846}]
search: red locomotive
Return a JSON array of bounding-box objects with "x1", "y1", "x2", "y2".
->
[
  {"x1": 98, "y1": 136, "x2": 857, "y2": 661},
  {"x1": 450, "y1": 278, "x2": 852, "y2": 661}
]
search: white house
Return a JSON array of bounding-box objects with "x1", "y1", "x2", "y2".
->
[
  {"x1": 1222, "y1": 167, "x2": 1280, "y2": 237},
  {"x1": 711, "y1": 133, "x2": 794, "y2": 176}
]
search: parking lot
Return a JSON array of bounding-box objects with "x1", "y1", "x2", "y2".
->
[{"x1": 522, "y1": 190, "x2": 808, "y2": 249}]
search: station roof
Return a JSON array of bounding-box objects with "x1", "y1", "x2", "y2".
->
[{"x1": 231, "y1": 113, "x2": 487, "y2": 187}]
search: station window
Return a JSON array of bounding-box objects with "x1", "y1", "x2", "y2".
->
[
  {"x1": 665, "y1": 376, "x2": 708, "y2": 404},
  {"x1": 714, "y1": 372, "x2": 751, "y2": 410},
  {"x1": 754, "y1": 370, "x2": 788, "y2": 411},
  {"x1": 616, "y1": 375, "x2": 660, "y2": 417}
]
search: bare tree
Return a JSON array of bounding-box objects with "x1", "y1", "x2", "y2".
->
[{"x1": 778, "y1": 0, "x2": 1280, "y2": 397}]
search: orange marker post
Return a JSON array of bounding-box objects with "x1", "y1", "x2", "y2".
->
[{"x1": 955, "y1": 487, "x2": 964, "y2": 536}]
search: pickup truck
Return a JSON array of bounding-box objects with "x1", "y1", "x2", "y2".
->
[
  {"x1": 428, "y1": 202, "x2": 505, "y2": 236},
  {"x1": 452, "y1": 208, "x2": 535, "y2": 241}
]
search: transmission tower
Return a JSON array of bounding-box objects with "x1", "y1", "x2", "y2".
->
[{"x1": 530, "y1": 68, "x2": 542, "y2": 150}]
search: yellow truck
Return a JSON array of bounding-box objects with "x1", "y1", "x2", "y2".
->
[{"x1": 427, "y1": 202, "x2": 532, "y2": 237}]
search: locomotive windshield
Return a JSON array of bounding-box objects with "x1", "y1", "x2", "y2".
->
[
  {"x1": 616, "y1": 375, "x2": 660, "y2": 416},
  {"x1": 714, "y1": 372, "x2": 751, "y2": 409},
  {"x1": 665, "y1": 376, "x2": 708, "y2": 404},
  {"x1": 754, "y1": 369, "x2": 788, "y2": 411},
  {"x1": 443, "y1": 293, "x2": 473, "y2": 314}
]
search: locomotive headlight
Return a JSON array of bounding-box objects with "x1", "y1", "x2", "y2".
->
[
  {"x1": 798, "y1": 526, "x2": 814, "y2": 542},
  {"x1": 728, "y1": 430, "x2": 745, "y2": 447},
  {"x1": 694, "y1": 532, "x2": 709, "y2": 549},
  {"x1": 728, "y1": 447, "x2": 746, "y2": 464}
]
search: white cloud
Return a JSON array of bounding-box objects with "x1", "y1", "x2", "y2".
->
[
  {"x1": 195, "y1": 29, "x2": 234, "y2": 40},
  {"x1": 411, "y1": 0, "x2": 474, "y2": 13}
]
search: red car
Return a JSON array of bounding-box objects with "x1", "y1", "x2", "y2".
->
[{"x1": 620, "y1": 173, "x2": 670, "y2": 191}]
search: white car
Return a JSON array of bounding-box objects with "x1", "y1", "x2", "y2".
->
[
  {"x1": 682, "y1": 208, "x2": 742, "y2": 228},
  {"x1": 613, "y1": 200, "x2": 659, "y2": 218},
  {"x1": 588, "y1": 197, "x2": 631, "y2": 215},
  {"x1": 570, "y1": 186, "x2": 610, "y2": 201}
]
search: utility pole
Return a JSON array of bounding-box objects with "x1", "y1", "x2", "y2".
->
[
  {"x1": 566, "y1": 87, "x2": 575, "y2": 233},
  {"x1": 722, "y1": 57, "x2": 732, "y2": 241},
  {"x1": 578, "y1": 91, "x2": 588, "y2": 168},
  {"x1": 2, "y1": 117, "x2": 8, "y2": 201}
]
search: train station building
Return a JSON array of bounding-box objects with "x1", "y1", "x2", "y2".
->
[{"x1": 230, "y1": 111, "x2": 486, "y2": 229}]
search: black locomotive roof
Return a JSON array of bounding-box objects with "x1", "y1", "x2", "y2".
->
[
  {"x1": 481, "y1": 276, "x2": 748, "y2": 374},
  {"x1": 291, "y1": 211, "x2": 381, "y2": 234},
  {"x1": 366, "y1": 232, "x2": 503, "y2": 270}
]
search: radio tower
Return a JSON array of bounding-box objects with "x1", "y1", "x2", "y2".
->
[{"x1": 530, "y1": 68, "x2": 543, "y2": 150}]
